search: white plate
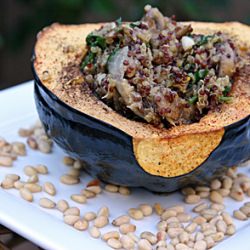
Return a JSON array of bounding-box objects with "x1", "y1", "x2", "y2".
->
[{"x1": 0, "y1": 81, "x2": 250, "y2": 250}]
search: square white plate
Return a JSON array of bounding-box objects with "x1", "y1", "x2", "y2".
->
[{"x1": 0, "y1": 81, "x2": 250, "y2": 250}]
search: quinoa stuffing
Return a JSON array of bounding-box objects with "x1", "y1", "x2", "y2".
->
[{"x1": 82, "y1": 5, "x2": 238, "y2": 127}]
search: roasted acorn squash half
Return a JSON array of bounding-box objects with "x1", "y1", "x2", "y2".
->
[{"x1": 32, "y1": 21, "x2": 250, "y2": 192}]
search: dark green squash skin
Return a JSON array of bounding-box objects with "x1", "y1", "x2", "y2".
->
[{"x1": 32, "y1": 65, "x2": 250, "y2": 192}]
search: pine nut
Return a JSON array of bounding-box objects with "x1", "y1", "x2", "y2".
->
[
  {"x1": 60, "y1": 174, "x2": 79, "y2": 185},
  {"x1": 68, "y1": 168, "x2": 80, "y2": 177},
  {"x1": 20, "y1": 188, "x2": 33, "y2": 202},
  {"x1": 184, "y1": 194, "x2": 200, "y2": 204},
  {"x1": 222, "y1": 212, "x2": 233, "y2": 225},
  {"x1": 181, "y1": 187, "x2": 196, "y2": 195},
  {"x1": 230, "y1": 189, "x2": 244, "y2": 201},
  {"x1": 81, "y1": 189, "x2": 96, "y2": 198},
  {"x1": 94, "y1": 216, "x2": 109, "y2": 228},
  {"x1": 74, "y1": 219, "x2": 88, "y2": 231},
  {"x1": 39, "y1": 198, "x2": 55, "y2": 208},
  {"x1": 138, "y1": 239, "x2": 152, "y2": 250},
  {"x1": 112, "y1": 215, "x2": 130, "y2": 226},
  {"x1": 140, "y1": 231, "x2": 157, "y2": 245},
  {"x1": 71, "y1": 194, "x2": 86, "y2": 204},
  {"x1": 139, "y1": 204, "x2": 153, "y2": 216},
  {"x1": 171, "y1": 237, "x2": 179, "y2": 246},
  {"x1": 89, "y1": 226, "x2": 101, "y2": 238},
  {"x1": 118, "y1": 186, "x2": 131, "y2": 195},
  {"x1": 194, "y1": 240, "x2": 207, "y2": 250},
  {"x1": 120, "y1": 235, "x2": 135, "y2": 249},
  {"x1": 168, "y1": 222, "x2": 182, "y2": 228},
  {"x1": 168, "y1": 228, "x2": 184, "y2": 238},
  {"x1": 1, "y1": 178, "x2": 14, "y2": 189},
  {"x1": 198, "y1": 191, "x2": 210, "y2": 198},
  {"x1": 98, "y1": 206, "x2": 109, "y2": 217},
  {"x1": 64, "y1": 215, "x2": 80, "y2": 225},
  {"x1": 233, "y1": 210, "x2": 247, "y2": 220},
  {"x1": 105, "y1": 184, "x2": 119, "y2": 193},
  {"x1": 204, "y1": 236, "x2": 215, "y2": 248},
  {"x1": 203, "y1": 229, "x2": 216, "y2": 237},
  {"x1": 84, "y1": 212, "x2": 97, "y2": 221},
  {"x1": 63, "y1": 156, "x2": 75, "y2": 166},
  {"x1": 193, "y1": 216, "x2": 207, "y2": 225},
  {"x1": 154, "y1": 203, "x2": 164, "y2": 215},
  {"x1": 85, "y1": 185, "x2": 102, "y2": 194},
  {"x1": 226, "y1": 224, "x2": 236, "y2": 235},
  {"x1": 166, "y1": 217, "x2": 179, "y2": 224},
  {"x1": 102, "y1": 231, "x2": 120, "y2": 241},
  {"x1": 64, "y1": 207, "x2": 80, "y2": 216},
  {"x1": 193, "y1": 202, "x2": 208, "y2": 213},
  {"x1": 43, "y1": 182, "x2": 56, "y2": 196},
  {"x1": 156, "y1": 231, "x2": 167, "y2": 241},
  {"x1": 216, "y1": 220, "x2": 227, "y2": 233},
  {"x1": 57, "y1": 199, "x2": 69, "y2": 212},
  {"x1": 18, "y1": 128, "x2": 33, "y2": 137},
  {"x1": 73, "y1": 160, "x2": 82, "y2": 170},
  {"x1": 211, "y1": 232, "x2": 224, "y2": 242},
  {"x1": 218, "y1": 188, "x2": 230, "y2": 197},
  {"x1": 107, "y1": 238, "x2": 122, "y2": 249},
  {"x1": 210, "y1": 179, "x2": 221, "y2": 190},
  {"x1": 119, "y1": 223, "x2": 136, "y2": 234},
  {"x1": 35, "y1": 164, "x2": 48, "y2": 174},
  {"x1": 27, "y1": 175, "x2": 39, "y2": 183},
  {"x1": 14, "y1": 180, "x2": 25, "y2": 189},
  {"x1": 209, "y1": 215, "x2": 222, "y2": 225},
  {"x1": 201, "y1": 223, "x2": 215, "y2": 232},
  {"x1": 12, "y1": 142, "x2": 26, "y2": 156},
  {"x1": 24, "y1": 165, "x2": 37, "y2": 176},
  {"x1": 240, "y1": 205, "x2": 250, "y2": 216},
  {"x1": 6, "y1": 174, "x2": 20, "y2": 181},
  {"x1": 24, "y1": 183, "x2": 42, "y2": 193},
  {"x1": 185, "y1": 222, "x2": 197, "y2": 233},
  {"x1": 210, "y1": 191, "x2": 223, "y2": 204},
  {"x1": 169, "y1": 205, "x2": 185, "y2": 214},
  {"x1": 161, "y1": 209, "x2": 177, "y2": 220},
  {"x1": 210, "y1": 203, "x2": 225, "y2": 211},
  {"x1": 177, "y1": 213, "x2": 191, "y2": 223},
  {"x1": 27, "y1": 137, "x2": 38, "y2": 149},
  {"x1": 201, "y1": 209, "x2": 217, "y2": 221},
  {"x1": 128, "y1": 208, "x2": 144, "y2": 220},
  {"x1": 179, "y1": 231, "x2": 189, "y2": 244},
  {"x1": 222, "y1": 176, "x2": 233, "y2": 189},
  {"x1": 0, "y1": 156, "x2": 13, "y2": 167}
]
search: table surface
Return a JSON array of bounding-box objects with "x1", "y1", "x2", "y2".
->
[{"x1": 0, "y1": 81, "x2": 250, "y2": 250}]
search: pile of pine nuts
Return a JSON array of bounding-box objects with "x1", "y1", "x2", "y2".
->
[{"x1": 0, "y1": 122, "x2": 250, "y2": 249}]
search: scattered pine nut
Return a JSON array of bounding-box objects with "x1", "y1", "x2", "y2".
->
[
  {"x1": 20, "y1": 188, "x2": 33, "y2": 202},
  {"x1": 181, "y1": 187, "x2": 195, "y2": 196},
  {"x1": 226, "y1": 224, "x2": 236, "y2": 235},
  {"x1": 128, "y1": 208, "x2": 144, "y2": 220},
  {"x1": 60, "y1": 174, "x2": 79, "y2": 185},
  {"x1": 57, "y1": 199, "x2": 69, "y2": 212},
  {"x1": 39, "y1": 198, "x2": 55, "y2": 209},
  {"x1": 233, "y1": 210, "x2": 247, "y2": 220},
  {"x1": 63, "y1": 156, "x2": 75, "y2": 166},
  {"x1": 18, "y1": 128, "x2": 33, "y2": 137},
  {"x1": 27, "y1": 175, "x2": 39, "y2": 183},
  {"x1": 35, "y1": 164, "x2": 48, "y2": 174},
  {"x1": 102, "y1": 231, "x2": 120, "y2": 241},
  {"x1": 1, "y1": 178, "x2": 14, "y2": 189},
  {"x1": 105, "y1": 184, "x2": 119, "y2": 193},
  {"x1": 12, "y1": 142, "x2": 26, "y2": 156},
  {"x1": 14, "y1": 180, "x2": 25, "y2": 189},
  {"x1": 161, "y1": 209, "x2": 177, "y2": 220},
  {"x1": 107, "y1": 238, "x2": 122, "y2": 249},
  {"x1": 193, "y1": 202, "x2": 208, "y2": 213},
  {"x1": 84, "y1": 212, "x2": 97, "y2": 221},
  {"x1": 74, "y1": 219, "x2": 88, "y2": 231},
  {"x1": 139, "y1": 204, "x2": 153, "y2": 216},
  {"x1": 89, "y1": 226, "x2": 101, "y2": 238},
  {"x1": 120, "y1": 235, "x2": 135, "y2": 249},
  {"x1": 71, "y1": 194, "x2": 87, "y2": 204},
  {"x1": 81, "y1": 189, "x2": 96, "y2": 198},
  {"x1": 98, "y1": 206, "x2": 109, "y2": 217},
  {"x1": 184, "y1": 194, "x2": 200, "y2": 204},
  {"x1": 94, "y1": 216, "x2": 109, "y2": 228},
  {"x1": 210, "y1": 179, "x2": 222, "y2": 190},
  {"x1": 140, "y1": 231, "x2": 157, "y2": 245},
  {"x1": 64, "y1": 207, "x2": 80, "y2": 216},
  {"x1": 154, "y1": 203, "x2": 164, "y2": 215},
  {"x1": 43, "y1": 182, "x2": 56, "y2": 196},
  {"x1": 24, "y1": 183, "x2": 42, "y2": 193},
  {"x1": 119, "y1": 223, "x2": 136, "y2": 234},
  {"x1": 138, "y1": 239, "x2": 152, "y2": 250},
  {"x1": 230, "y1": 189, "x2": 244, "y2": 201},
  {"x1": 68, "y1": 168, "x2": 80, "y2": 178},
  {"x1": 0, "y1": 156, "x2": 13, "y2": 167},
  {"x1": 64, "y1": 215, "x2": 80, "y2": 225},
  {"x1": 85, "y1": 185, "x2": 102, "y2": 194},
  {"x1": 24, "y1": 165, "x2": 37, "y2": 176},
  {"x1": 6, "y1": 174, "x2": 20, "y2": 181},
  {"x1": 112, "y1": 215, "x2": 130, "y2": 226},
  {"x1": 210, "y1": 191, "x2": 224, "y2": 204},
  {"x1": 118, "y1": 186, "x2": 131, "y2": 195}
]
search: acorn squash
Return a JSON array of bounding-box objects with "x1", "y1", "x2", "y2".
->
[{"x1": 32, "y1": 21, "x2": 250, "y2": 192}]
